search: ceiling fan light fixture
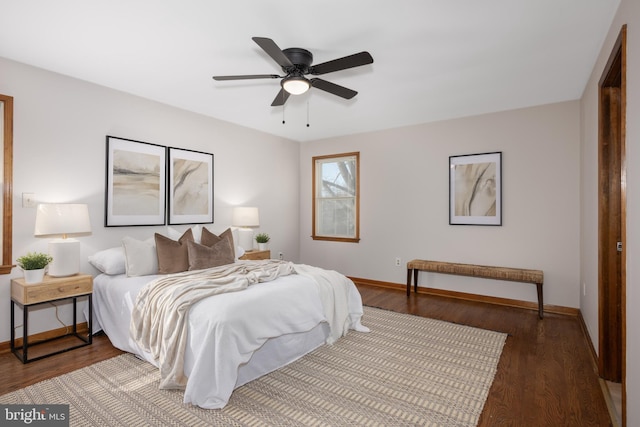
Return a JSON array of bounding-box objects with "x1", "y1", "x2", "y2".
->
[{"x1": 282, "y1": 76, "x2": 310, "y2": 95}]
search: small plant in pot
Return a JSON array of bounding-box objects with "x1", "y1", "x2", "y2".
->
[
  {"x1": 16, "y1": 252, "x2": 53, "y2": 284},
  {"x1": 255, "y1": 233, "x2": 270, "y2": 250}
]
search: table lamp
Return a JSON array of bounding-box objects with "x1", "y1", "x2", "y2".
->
[
  {"x1": 232, "y1": 207, "x2": 259, "y2": 251},
  {"x1": 34, "y1": 203, "x2": 91, "y2": 277}
]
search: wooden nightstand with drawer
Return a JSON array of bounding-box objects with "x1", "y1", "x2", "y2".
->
[
  {"x1": 10, "y1": 274, "x2": 93, "y2": 363},
  {"x1": 239, "y1": 250, "x2": 271, "y2": 260}
]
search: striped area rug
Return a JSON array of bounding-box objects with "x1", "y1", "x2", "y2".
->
[{"x1": 0, "y1": 306, "x2": 507, "y2": 426}]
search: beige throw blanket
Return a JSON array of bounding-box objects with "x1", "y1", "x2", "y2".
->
[{"x1": 130, "y1": 260, "x2": 295, "y2": 389}]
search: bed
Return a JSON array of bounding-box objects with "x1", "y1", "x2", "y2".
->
[{"x1": 90, "y1": 234, "x2": 368, "y2": 409}]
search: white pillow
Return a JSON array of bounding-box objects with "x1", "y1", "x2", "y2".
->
[
  {"x1": 235, "y1": 245, "x2": 245, "y2": 259},
  {"x1": 122, "y1": 236, "x2": 158, "y2": 277},
  {"x1": 88, "y1": 247, "x2": 126, "y2": 275}
]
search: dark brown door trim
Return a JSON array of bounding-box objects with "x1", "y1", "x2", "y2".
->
[{"x1": 598, "y1": 23, "x2": 626, "y2": 425}]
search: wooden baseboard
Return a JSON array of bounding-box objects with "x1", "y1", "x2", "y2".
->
[
  {"x1": 0, "y1": 323, "x2": 89, "y2": 355},
  {"x1": 577, "y1": 311, "x2": 600, "y2": 371},
  {"x1": 349, "y1": 276, "x2": 580, "y2": 317},
  {"x1": 575, "y1": 304, "x2": 619, "y2": 427}
]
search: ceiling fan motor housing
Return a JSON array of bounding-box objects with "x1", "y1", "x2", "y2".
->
[{"x1": 282, "y1": 48, "x2": 313, "y2": 74}]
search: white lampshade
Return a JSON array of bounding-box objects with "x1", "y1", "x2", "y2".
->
[
  {"x1": 232, "y1": 207, "x2": 260, "y2": 227},
  {"x1": 282, "y1": 76, "x2": 310, "y2": 95},
  {"x1": 34, "y1": 204, "x2": 91, "y2": 277},
  {"x1": 232, "y1": 207, "x2": 259, "y2": 251},
  {"x1": 35, "y1": 204, "x2": 91, "y2": 237}
]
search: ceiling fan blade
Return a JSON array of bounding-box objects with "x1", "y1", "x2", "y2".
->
[
  {"x1": 212, "y1": 74, "x2": 280, "y2": 81},
  {"x1": 252, "y1": 37, "x2": 294, "y2": 68},
  {"x1": 310, "y1": 78, "x2": 357, "y2": 99},
  {"x1": 309, "y1": 51, "x2": 373, "y2": 75},
  {"x1": 271, "y1": 88, "x2": 291, "y2": 106}
]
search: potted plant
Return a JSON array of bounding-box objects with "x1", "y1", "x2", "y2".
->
[
  {"x1": 16, "y1": 252, "x2": 53, "y2": 284},
  {"x1": 255, "y1": 233, "x2": 270, "y2": 251}
]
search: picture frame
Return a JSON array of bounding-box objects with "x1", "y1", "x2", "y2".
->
[
  {"x1": 168, "y1": 147, "x2": 214, "y2": 225},
  {"x1": 105, "y1": 136, "x2": 167, "y2": 227},
  {"x1": 449, "y1": 151, "x2": 502, "y2": 226}
]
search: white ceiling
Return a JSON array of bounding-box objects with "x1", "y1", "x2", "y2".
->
[{"x1": 0, "y1": 1, "x2": 620, "y2": 142}]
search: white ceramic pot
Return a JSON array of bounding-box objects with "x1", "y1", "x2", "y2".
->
[
  {"x1": 258, "y1": 243, "x2": 268, "y2": 251},
  {"x1": 23, "y1": 268, "x2": 45, "y2": 284}
]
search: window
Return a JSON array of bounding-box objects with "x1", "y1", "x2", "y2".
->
[{"x1": 312, "y1": 152, "x2": 360, "y2": 242}]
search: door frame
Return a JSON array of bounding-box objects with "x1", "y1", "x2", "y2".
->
[{"x1": 598, "y1": 24, "x2": 626, "y2": 425}]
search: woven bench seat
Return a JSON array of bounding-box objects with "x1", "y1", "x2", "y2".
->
[{"x1": 406, "y1": 260, "x2": 544, "y2": 318}]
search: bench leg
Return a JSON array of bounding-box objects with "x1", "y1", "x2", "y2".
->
[
  {"x1": 414, "y1": 269, "x2": 419, "y2": 294},
  {"x1": 536, "y1": 283, "x2": 544, "y2": 319},
  {"x1": 406, "y1": 268, "x2": 412, "y2": 296}
]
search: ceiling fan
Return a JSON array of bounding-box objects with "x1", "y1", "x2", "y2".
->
[{"x1": 212, "y1": 37, "x2": 374, "y2": 106}]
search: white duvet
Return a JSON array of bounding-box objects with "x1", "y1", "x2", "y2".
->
[{"x1": 92, "y1": 261, "x2": 368, "y2": 409}]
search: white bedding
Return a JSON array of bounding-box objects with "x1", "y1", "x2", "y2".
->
[{"x1": 92, "y1": 261, "x2": 368, "y2": 409}]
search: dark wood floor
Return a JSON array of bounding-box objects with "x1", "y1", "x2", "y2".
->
[
  {"x1": 0, "y1": 284, "x2": 612, "y2": 426},
  {"x1": 359, "y1": 284, "x2": 612, "y2": 427},
  {"x1": 0, "y1": 333, "x2": 123, "y2": 395}
]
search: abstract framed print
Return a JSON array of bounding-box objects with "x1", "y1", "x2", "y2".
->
[
  {"x1": 449, "y1": 151, "x2": 502, "y2": 226},
  {"x1": 168, "y1": 147, "x2": 214, "y2": 225},
  {"x1": 105, "y1": 136, "x2": 167, "y2": 227}
]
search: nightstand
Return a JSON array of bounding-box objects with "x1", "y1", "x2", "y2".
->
[
  {"x1": 10, "y1": 274, "x2": 93, "y2": 363},
  {"x1": 240, "y1": 249, "x2": 271, "y2": 260}
]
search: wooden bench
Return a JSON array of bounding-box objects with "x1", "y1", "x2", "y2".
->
[{"x1": 406, "y1": 259, "x2": 544, "y2": 318}]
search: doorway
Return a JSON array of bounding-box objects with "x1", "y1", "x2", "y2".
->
[{"x1": 598, "y1": 24, "x2": 626, "y2": 425}]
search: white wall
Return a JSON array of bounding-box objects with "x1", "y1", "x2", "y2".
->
[
  {"x1": 0, "y1": 57, "x2": 300, "y2": 343},
  {"x1": 4, "y1": 15, "x2": 638, "y2": 418},
  {"x1": 580, "y1": 0, "x2": 639, "y2": 424},
  {"x1": 300, "y1": 101, "x2": 581, "y2": 309}
]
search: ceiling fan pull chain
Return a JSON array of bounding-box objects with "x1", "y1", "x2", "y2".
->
[
  {"x1": 282, "y1": 100, "x2": 286, "y2": 124},
  {"x1": 306, "y1": 100, "x2": 310, "y2": 127}
]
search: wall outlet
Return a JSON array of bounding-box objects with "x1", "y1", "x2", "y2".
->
[
  {"x1": 278, "y1": 252, "x2": 284, "y2": 260},
  {"x1": 395, "y1": 257, "x2": 401, "y2": 267}
]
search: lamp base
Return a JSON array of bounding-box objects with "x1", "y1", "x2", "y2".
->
[
  {"x1": 237, "y1": 228, "x2": 255, "y2": 252},
  {"x1": 48, "y1": 239, "x2": 80, "y2": 277}
]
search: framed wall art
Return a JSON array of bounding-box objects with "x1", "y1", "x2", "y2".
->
[
  {"x1": 168, "y1": 147, "x2": 214, "y2": 225},
  {"x1": 449, "y1": 151, "x2": 502, "y2": 226},
  {"x1": 105, "y1": 136, "x2": 167, "y2": 227}
]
